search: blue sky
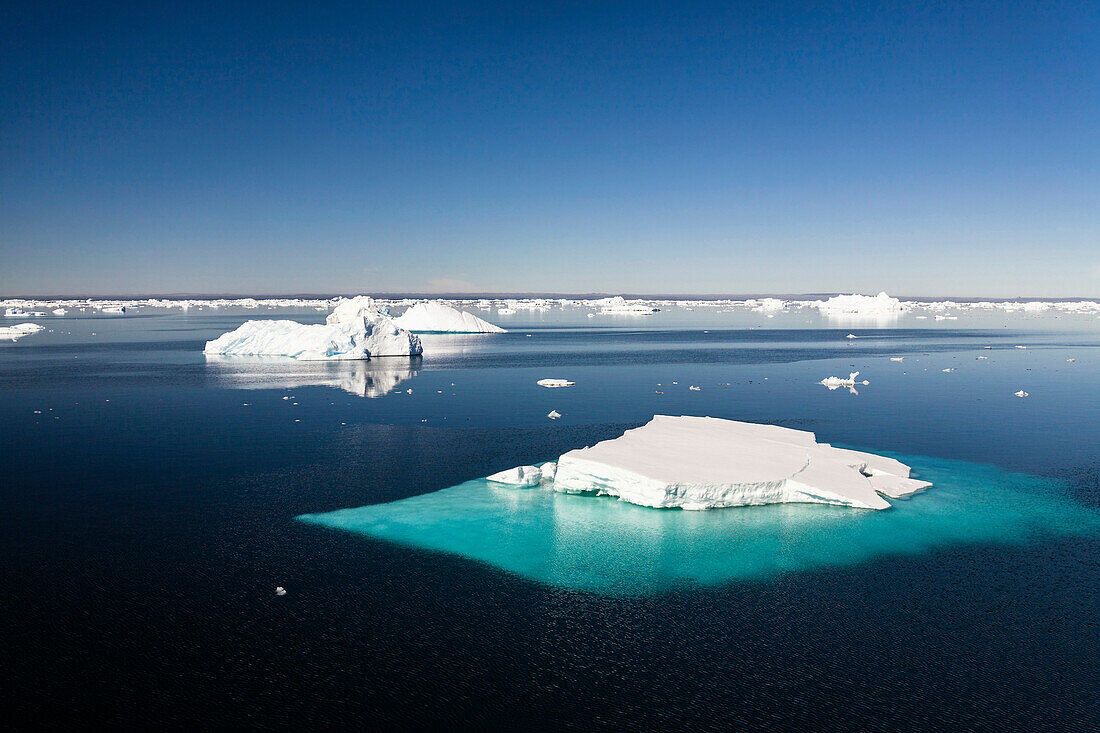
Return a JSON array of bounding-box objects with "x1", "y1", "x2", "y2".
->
[{"x1": 2, "y1": 1, "x2": 1097, "y2": 296}]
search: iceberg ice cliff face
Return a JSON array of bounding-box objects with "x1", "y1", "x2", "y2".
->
[
  {"x1": 550, "y1": 416, "x2": 929, "y2": 510},
  {"x1": 392, "y1": 302, "x2": 505, "y2": 333},
  {"x1": 203, "y1": 296, "x2": 421, "y2": 360}
]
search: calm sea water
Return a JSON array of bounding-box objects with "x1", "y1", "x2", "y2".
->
[{"x1": 1, "y1": 305, "x2": 1097, "y2": 729}]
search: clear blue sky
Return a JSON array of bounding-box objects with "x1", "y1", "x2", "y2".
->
[{"x1": 2, "y1": 1, "x2": 1097, "y2": 296}]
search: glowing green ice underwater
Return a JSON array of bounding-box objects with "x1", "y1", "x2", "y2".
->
[{"x1": 298, "y1": 454, "x2": 1100, "y2": 595}]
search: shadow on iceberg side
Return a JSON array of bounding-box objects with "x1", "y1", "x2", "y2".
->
[
  {"x1": 298, "y1": 454, "x2": 1100, "y2": 595},
  {"x1": 205, "y1": 354, "x2": 421, "y2": 397}
]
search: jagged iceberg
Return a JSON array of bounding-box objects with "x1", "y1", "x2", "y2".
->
[
  {"x1": 203, "y1": 296, "x2": 421, "y2": 360},
  {"x1": 392, "y1": 302, "x2": 505, "y2": 333},
  {"x1": 549, "y1": 416, "x2": 928, "y2": 510}
]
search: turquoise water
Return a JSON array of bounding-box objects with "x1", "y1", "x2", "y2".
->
[{"x1": 299, "y1": 453, "x2": 1100, "y2": 595}]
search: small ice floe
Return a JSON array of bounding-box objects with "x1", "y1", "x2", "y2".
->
[
  {"x1": 889, "y1": 357, "x2": 904, "y2": 362},
  {"x1": 845, "y1": 333, "x2": 859, "y2": 339},
  {"x1": 52, "y1": 308, "x2": 67, "y2": 315},
  {"x1": 976, "y1": 356, "x2": 988, "y2": 360},
  {"x1": 275, "y1": 586, "x2": 287, "y2": 596},
  {"x1": 1014, "y1": 390, "x2": 1029, "y2": 398},
  {"x1": 406, "y1": 388, "x2": 413, "y2": 394},
  {"x1": 689, "y1": 385, "x2": 701, "y2": 391},
  {"x1": 547, "y1": 410, "x2": 562, "y2": 419},
  {"x1": 487, "y1": 465, "x2": 544, "y2": 486},
  {"x1": 1015, "y1": 345, "x2": 1027, "y2": 349},
  {"x1": 537, "y1": 378, "x2": 575, "y2": 388},
  {"x1": 820, "y1": 372, "x2": 867, "y2": 393},
  {"x1": 942, "y1": 368, "x2": 955, "y2": 373},
  {"x1": 1067, "y1": 358, "x2": 1076, "y2": 362}
]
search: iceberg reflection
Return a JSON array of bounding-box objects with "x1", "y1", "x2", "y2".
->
[{"x1": 205, "y1": 354, "x2": 420, "y2": 397}]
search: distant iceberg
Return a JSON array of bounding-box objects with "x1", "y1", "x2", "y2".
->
[
  {"x1": 204, "y1": 296, "x2": 421, "y2": 360},
  {"x1": 549, "y1": 416, "x2": 928, "y2": 510},
  {"x1": 595, "y1": 296, "x2": 659, "y2": 315},
  {"x1": 816, "y1": 291, "x2": 907, "y2": 316},
  {"x1": 0, "y1": 322, "x2": 44, "y2": 341},
  {"x1": 392, "y1": 302, "x2": 505, "y2": 333}
]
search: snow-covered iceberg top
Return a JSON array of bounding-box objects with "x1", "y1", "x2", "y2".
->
[
  {"x1": 392, "y1": 302, "x2": 505, "y2": 333},
  {"x1": 203, "y1": 295, "x2": 421, "y2": 360},
  {"x1": 547, "y1": 416, "x2": 930, "y2": 510},
  {"x1": 815, "y1": 291, "x2": 907, "y2": 315}
]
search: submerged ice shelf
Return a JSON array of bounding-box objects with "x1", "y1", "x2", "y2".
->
[{"x1": 298, "y1": 453, "x2": 1100, "y2": 595}]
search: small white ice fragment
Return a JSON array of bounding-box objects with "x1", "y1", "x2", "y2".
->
[
  {"x1": 846, "y1": 333, "x2": 859, "y2": 339},
  {"x1": 537, "y1": 379, "x2": 575, "y2": 388},
  {"x1": 1015, "y1": 345, "x2": 1027, "y2": 349},
  {"x1": 1014, "y1": 390, "x2": 1029, "y2": 398},
  {"x1": 889, "y1": 357, "x2": 904, "y2": 362},
  {"x1": 689, "y1": 385, "x2": 701, "y2": 391},
  {"x1": 548, "y1": 410, "x2": 562, "y2": 419},
  {"x1": 275, "y1": 586, "x2": 287, "y2": 596}
]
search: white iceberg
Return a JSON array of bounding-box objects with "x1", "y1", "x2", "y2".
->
[
  {"x1": 487, "y1": 465, "x2": 544, "y2": 486},
  {"x1": 204, "y1": 296, "x2": 421, "y2": 360},
  {"x1": 594, "y1": 296, "x2": 659, "y2": 315},
  {"x1": 392, "y1": 302, "x2": 505, "y2": 333},
  {"x1": 551, "y1": 416, "x2": 930, "y2": 510},
  {"x1": 817, "y1": 292, "x2": 906, "y2": 316},
  {"x1": 537, "y1": 378, "x2": 575, "y2": 388},
  {"x1": 0, "y1": 322, "x2": 44, "y2": 341},
  {"x1": 820, "y1": 371, "x2": 868, "y2": 392},
  {"x1": 547, "y1": 410, "x2": 562, "y2": 419}
]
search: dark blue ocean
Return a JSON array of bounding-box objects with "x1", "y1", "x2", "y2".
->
[{"x1": 1, "y1": 306, "x2": 1097, "y2": 730}]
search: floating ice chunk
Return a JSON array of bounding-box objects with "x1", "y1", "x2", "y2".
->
[
  {"x1": 551, "y1": 416, "x2": 929, "y2": 510},
  {"x1": 820, "y1": 372, "x2": 865, "y2": 392},
  {"x1": 540, "y1": 462, "x2": 557, "y2": 480},
  {"x1": 52, "y1": 308, "x2": 67, "y2": 315},
  {"x1": 0, "y1": 322, "x2": 44, "y2": 341},
  {"x1": 1015, "y1": 345, "x2": 1027, "y2": 349},
  {"x1": 547, "y1": 410, "x2": 562, "y2": 419},
  {"x1": 1067, "y1": 358, "x2": 1076, "y2": 362},
  {"x1": 487, "y1": 465, "x2": 543, "y2": 486},
  {"x1": 537, "y1": 379, "x2": 575, "y2": 388},
  {"x1": 889, "y1": 357, "x2": 904, "y2": 362},
  {"x1": 1015, "y1": 390, "x2": 1029, "y2": 398},
  {"x1": 392, "y1": 302, "x2": 505, "y2": 333},
  {"x1": 275, "y1": 586, "x2": 286, "y2": 596},
  {"x1": 846, "y1": 333, "x2": 859, "y2": 339},
  {"x1": 595, "y1": 296, "x2": 659, "y2": 315},
  {"x1": 816, "y1": 292, "x2": 906, "y2": 316},
  {"x1": 689, "y1": 385, "x2": 701, "y2": 391},
  {"x1": 204, "y1": 296, "x2": 421, "y2": 360}
]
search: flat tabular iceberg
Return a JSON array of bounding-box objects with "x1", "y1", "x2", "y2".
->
[
  {"x1": 0, "y1": 322, "x2": 44, "y2": 341},
  {"x1": 392, "y1": 302, "x2": 505, "y2": 333},
  {"x1": 204, "y1": 296, "x2": 421, "y2": 360},
  {"x1": 816, "y1": 291, "x2": 907, "y2": 316},
  {"x1": 551, "y1": 416, "x2": 929, "y2": 510}
]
